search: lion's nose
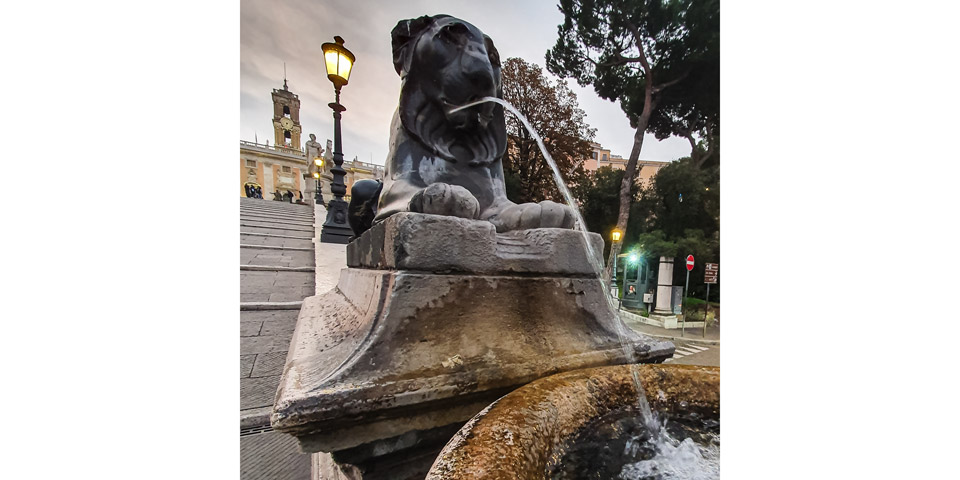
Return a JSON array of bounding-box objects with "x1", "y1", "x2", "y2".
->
[{"x1": 460, "y1": 48, "x2": 495, "y2": 93}]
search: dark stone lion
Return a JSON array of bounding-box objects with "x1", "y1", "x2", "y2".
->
[{"x1": 374, "y1": 14, "x2": 576, "y2": 233}]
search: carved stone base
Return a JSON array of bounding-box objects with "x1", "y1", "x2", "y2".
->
[
  {"x1": 346, "y1": 212, "x2": 604, "y2": 275},
  {"x1": 272, "y1": 214, "x2": 674, "y2": 477}
]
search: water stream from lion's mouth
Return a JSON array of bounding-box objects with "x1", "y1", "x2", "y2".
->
[
  {"x1": 451, "y1": 97, "x2": 718, "y2": 478},
  {"x1": 451, "y1": 97, "x2": 659, "y2": 431}
]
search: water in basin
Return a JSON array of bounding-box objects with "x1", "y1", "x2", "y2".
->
[{"x1": 545, "y1": 405, "x2": 719, "y2": 479}]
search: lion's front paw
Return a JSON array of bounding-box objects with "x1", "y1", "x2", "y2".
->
[
  {"x1": 494, "y1": 200, "x2": 576, "y2": 232},
  {"x1": 408, "y1": 183, "x2": 480, "y2": 219}
]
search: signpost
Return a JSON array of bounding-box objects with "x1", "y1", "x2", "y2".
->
[
  {"x1": 682, "y1": 255, "x2": 694, "y2": 336},
  {"x1": 703, "y1": 263, "x2": 718, "y2": 337}
]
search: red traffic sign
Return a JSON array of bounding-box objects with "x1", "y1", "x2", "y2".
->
[{"x1": 686, "y1": 255, "x2": 695, "y2": 271}]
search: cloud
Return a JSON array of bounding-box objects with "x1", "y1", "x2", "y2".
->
[{"x1": 240, "y1": 0, "x2": 692, "y2": 165}]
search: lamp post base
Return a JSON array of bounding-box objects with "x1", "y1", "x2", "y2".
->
[{"x1": 320, "y1": 199, "x2": 352, "y2": 244}]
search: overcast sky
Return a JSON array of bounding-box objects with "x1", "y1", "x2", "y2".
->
[{"x1": 240, "y1": 0, "x2": 692, "y2": 166}]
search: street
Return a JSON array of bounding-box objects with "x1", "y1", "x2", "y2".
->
[{"x1": 666, "y1": 340, "x2": 719, "y2": 367}]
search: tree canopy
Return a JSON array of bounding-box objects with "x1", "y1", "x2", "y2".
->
[
  {"x1": 547, "y1": 0, "x2": 718, "y2": 140},
  {"x1": 546, "y1": 0, "x2": 720, "y2": 283},
  {"x1": 573, "y1": 165, "x2": 641, "y2": 258},
  {"x1": 574, "y1": 157, "x2": 719, "y2": 297},
  {"x1": 500, "y1": 57, "x2": 595, "y2": 204}
]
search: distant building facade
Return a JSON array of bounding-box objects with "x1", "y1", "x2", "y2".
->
[
  {"x1": 582, "y1": 142, "x2": 672, "y2": 188},
  {"x1": 240, "y1": 79, "x2": 384, "y2": 202}
]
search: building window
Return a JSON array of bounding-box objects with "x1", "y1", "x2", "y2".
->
[
  {"x1": 282, "y1": 166, "x2": 292, "y2": 173},
  {"x1": 283, "y1": 105, "x2": 291, "y2": 116},
  {"x1": 591, "y1": 152, "x2": 598, "y2": 159},
  {"x1": 602, "y1": 154, "x2": 608, "y2": 161},
  {"x1": 246, "y1": 160, "x2": 256, "y2": 168}
]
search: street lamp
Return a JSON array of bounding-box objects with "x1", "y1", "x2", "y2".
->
[
  {"x1": 610, "y1": 229, "x2": 623, "y2": 296},
  {"x1": 319, "y1": 36, "x2": 356, "y2": 244}
]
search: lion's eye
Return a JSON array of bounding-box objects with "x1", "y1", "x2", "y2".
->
[{"x1": 484, "y1": 37, "x2": 500, "y2": 67}]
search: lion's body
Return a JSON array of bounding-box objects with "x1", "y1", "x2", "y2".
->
[
  {"x1": 373, "y1": 14, "x2": 576, "y2": 233},
  {"x1": 377, "y1": 108, "x2": 512, "y2": 221}
]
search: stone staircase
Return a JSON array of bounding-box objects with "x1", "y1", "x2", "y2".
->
[{"x1": 240, "y1": 197, "x2": 315, "y2": 480}]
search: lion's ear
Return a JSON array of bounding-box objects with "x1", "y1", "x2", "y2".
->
[
  {"x1": 483, "y1": 35, "x2": 501, "y2": 68},
  {"x1": 391, "y1": 15, "x2": 435, "y2": 76}
]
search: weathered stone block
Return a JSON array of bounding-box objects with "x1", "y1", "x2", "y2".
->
[{"x1": 346, "y1": 212, "x2": 605, "y2": 275}]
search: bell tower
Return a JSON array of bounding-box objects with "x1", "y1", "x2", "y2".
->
[{"x1": 272, "y1": 77, "x2": 302, "y2": 150}]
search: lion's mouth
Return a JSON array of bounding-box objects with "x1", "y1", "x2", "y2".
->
[
  {"x1": 441, "y1": 96, "x2": 494, "y2": 129},
  {"x1": 441, "y1": 95, "x2": 480, "y2": 111}
]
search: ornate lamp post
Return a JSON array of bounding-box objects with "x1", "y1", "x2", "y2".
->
[
  {"x1": 610, "y1": 229, "x2": 623, "y2": 296},
  {"x1": 319, "y1": 36, "x2": 356, "y2": 244}
]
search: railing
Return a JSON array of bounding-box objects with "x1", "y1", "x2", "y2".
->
[
  {"x1": 240, "y1": 140, "x2": 305, "y2": 157},
  {"x1": 241, "y1": 140, "x2": 385, "y2": 173},
  {"x1": 344, "y1": 158, "x2": 385, "y2": 173}
]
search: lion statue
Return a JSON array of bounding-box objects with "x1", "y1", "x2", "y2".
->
[{"x1": 363, "y1": 14, "x2": 576, "y2": 234}]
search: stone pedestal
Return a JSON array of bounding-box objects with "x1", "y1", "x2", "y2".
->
[
  {"x1": 272, "y1": 213, "x2": 674, "y2": 479},
  {"x1": 304, "y1": 175, "x2": 318, "y2": 206},
  {"x1": 653, "y1": 256, "x2": 677, "y2": 318}
]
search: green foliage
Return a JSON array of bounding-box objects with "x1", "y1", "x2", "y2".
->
[
  {"x1": 546, "y1": 0, "x2": 720, "y2": 283},
  {"x1": 503, "y1": 167, "x2": 523, "y2": 203},
  {"x1": 576, "y1": 156, "x2": 720, "y2": 298},
  {"x1": 635, "y1": 230, "x2": 679, "y2": 258},
  {"x1": 641, "y1": 158, "x2": 719, "y2": 297},
  {"x1": 546, "y1": 0, "x2": 720, "y2": 138},
  {"x1": 646, "y1": 0, "x2": 720, "y2": 166},
  {"x1": 574, "y1": 166, "x2": 640, "y2": 258},
  {"x1": 682, "y1": 296, "x2": 719, "y2": 308},
  {"x1": 500, "y1": 57, "x2": 595, "y2": 204}
]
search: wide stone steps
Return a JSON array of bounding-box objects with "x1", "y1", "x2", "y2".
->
[
  {"x1": 240, "y1": 202, "x2": 313, "y2": 212},
  {"x1": 240, "y1": 234, "x2": 314, "y2": 249},
  {"x1": 241, "y1": 306, "x2": 311, "y2": 480},
  {"x1": 242, "y1": 246, "x2": 314, "y2": 269},
  {"x1": 240, "y1": 199, "x2": 312, "y2": 212},
  {"x1": 240, "y1": 208, "x2": 314, "y2": 217},
  {"x1": 240, "y1": 205, "x2": 314, "y2": 218},
  {"x1": 240, "y1": 429, "x2": 310, "y2": 480},
  {"x1": 241, "y1": 243, "x2": 313, "y2": 252},
  {"x1": 241, "y1": 225, "x2": 316, "y2": 237},
  {"x1": 240, "y1": 215, "x2": 315, "y2": 227},
  {"x1": 240, "y1": 208, "x2": 312, "y2": 217}
]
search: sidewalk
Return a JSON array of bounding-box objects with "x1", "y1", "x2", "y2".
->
[
  {"x1": 313, "y1": 203, "x2": 347, "y2": 295},
  {"x1": 621, "y1": 312, "x2": 720, "y2": 345}
]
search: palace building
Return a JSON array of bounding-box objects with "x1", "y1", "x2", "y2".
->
[
  {"x1": 582, "y1": 142, "x2": 672, "y2": 188},
  {"x1": 240, "y1": 79, "x2": 384, "y2": 202}
]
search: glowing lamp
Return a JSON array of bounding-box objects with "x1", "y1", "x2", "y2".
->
[{"x1": 321, "y1": 36, "x2": 355, "y2": 89}]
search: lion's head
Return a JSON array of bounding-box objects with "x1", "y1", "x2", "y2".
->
[{"x1": 391, "y1": 15, "x2": 506, "y2": 166}]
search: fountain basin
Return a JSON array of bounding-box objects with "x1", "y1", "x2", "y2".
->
[{"x1": 426, "y1": 363, "x2": 719, "y2": 479}]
